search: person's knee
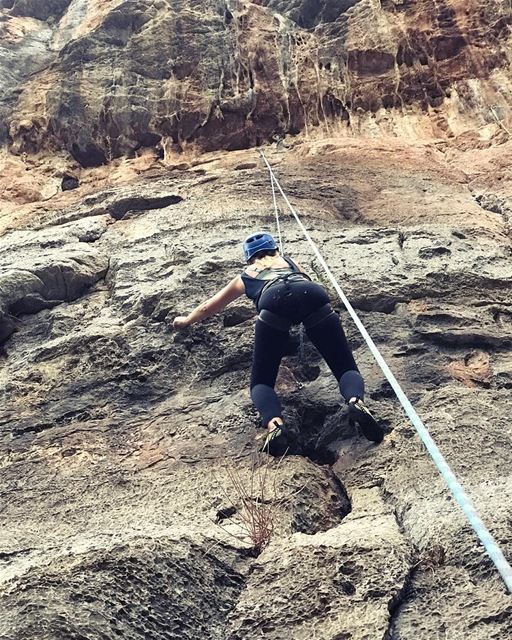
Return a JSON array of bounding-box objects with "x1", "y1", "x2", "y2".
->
[
  {"x1": 338, "y1": 369, "x2": 364, "y2": 401},
  {"x1": 250, "y1": 383, "x2": 274, "y2": 401}
]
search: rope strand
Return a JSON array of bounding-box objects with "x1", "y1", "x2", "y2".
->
[{"x1": 270, "y1": 169, "x2": 284, "y2": 254}]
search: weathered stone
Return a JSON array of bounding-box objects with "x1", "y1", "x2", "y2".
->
[
  {"x1": 0, "y1": 537, "x2": 246, "y2": 640},
  {"x1": 228, "y1": 489, "x2": 411, "y2": 639},
  {"x1": 0, "y1": 141, "x2": 510, "y2": 638},
  {"x1": 61, "y1": 173, "x2": 79, "y2": 191},
  {"x1": 0, "y1": 2, "x2": 511, "y2": 634},
  {"x1": 1, "y1": 0, "x2": 511, "y2": 161},
  {"x1": 0, "y1": 226, "x2": 109, "y2": 342},
  {"x1": 9, "y1": 0, "x2": 72, "y2": 21}
]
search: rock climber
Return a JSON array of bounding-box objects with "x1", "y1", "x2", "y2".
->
[{"x1": 173, "y1": 232, "x2": 385, "y2": 456}]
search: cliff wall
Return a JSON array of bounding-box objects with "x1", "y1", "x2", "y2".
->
[
  {"x1": 0, "y1": 2, "x2": 511, "y2": 639},
  {"x1": 1, "y1": 0, "x2": 511, "y2": 165}
]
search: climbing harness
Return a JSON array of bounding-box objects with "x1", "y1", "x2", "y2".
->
[
  {"x1": 258, "y1": 149, "x2": 512, "y2": 593},
  {"x1": 256, "y1": 271, "x2": 310, "y2": 306},
  {"x1": 249, "y1": 255, "x2": 310, "y2": 309}
]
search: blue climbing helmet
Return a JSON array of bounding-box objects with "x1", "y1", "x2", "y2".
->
[{"x1": 243, "y1": 232, "x2": 278, "y2": 262}]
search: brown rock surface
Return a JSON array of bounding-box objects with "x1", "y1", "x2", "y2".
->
[
  {"x1": 0, "y1": 139, "x2": 511, "y2": 639},
  {"x1": 1, "y1": 0, "x2": 511, "y2": 163},
  {"x1": 1, "y1": 1, "x2": 512, "y2": 639}
]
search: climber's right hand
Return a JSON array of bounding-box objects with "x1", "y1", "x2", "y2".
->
[{"x1": 173, "y1": 316, "x2": 190, "y2": 330}]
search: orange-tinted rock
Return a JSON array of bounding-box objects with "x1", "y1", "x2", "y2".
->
[
  {"x1": 1, "y1": 0, "x2": 511, "y2": 165},
  {"x1": 447, "y1": 350, "x2": 492, "y2": 387}
]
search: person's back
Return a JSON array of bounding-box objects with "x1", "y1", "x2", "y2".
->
[{"x1": 241, "y1": 252, "x2": 304, "y2": 310}]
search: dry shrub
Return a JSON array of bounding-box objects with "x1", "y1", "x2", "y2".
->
[{"x1": 214, "y1": 453, "x2": 306, "y2": 555}]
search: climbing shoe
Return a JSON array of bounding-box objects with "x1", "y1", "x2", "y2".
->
[
  {"x1": 348, "y1": 398, "x2": 385, "y2": 444},
  {"x1": 260, "y1": 421, "x2": 293, "y2": 457}
]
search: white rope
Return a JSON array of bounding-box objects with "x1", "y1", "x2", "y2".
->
[
  {"x1": 270, "y1": 167, "x2": 284, "y2": 254},
  {"x1": 259, "y1": 149, "x2": 512, "y2": 594}
]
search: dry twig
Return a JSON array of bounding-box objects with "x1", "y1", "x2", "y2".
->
[{"x1": 213, "y1": 453, "x2": 308, "y2": 554}]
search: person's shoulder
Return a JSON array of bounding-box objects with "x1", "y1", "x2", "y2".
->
[{"x1": 242, "y1": 265, "x2": 258, "y2": 278}]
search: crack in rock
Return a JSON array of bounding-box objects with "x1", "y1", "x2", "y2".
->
[{"x1": 108, "y1": 195, "x2": 184, "y2": 220}]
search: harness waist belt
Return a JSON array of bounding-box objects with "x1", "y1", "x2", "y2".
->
[
  {"x1": 256, "y1": 272, "x2": 312, "y2": 308},
  {"x1": 259, "y1": 303, "x2": 335, "y2": 331}
]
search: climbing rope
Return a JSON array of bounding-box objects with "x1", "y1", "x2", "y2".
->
[
  {"x1": 268, "y1": 166, "x2": 304, "y2": 362},
  {"x1": 270, "y1": 165, "x2": 284, "y2": 254},
  {"x1": 258, "y1": 149, "x2": 512, "y2": 594}
]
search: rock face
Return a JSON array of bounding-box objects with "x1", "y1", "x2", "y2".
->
[
  {"x1": 1, "y1": 1, "x2": 512, "y2": 639},
  {"x1": 5, "y1": 0, "x2": 72, "y2": 21},
  {"x1": 0, "y1": 0, "x2": 511, "y2": 164},
  {"x1": 1, "y1": 139, "x2": 511, "y2": 638}
]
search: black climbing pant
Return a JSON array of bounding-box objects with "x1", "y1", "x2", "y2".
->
[{"x1": 250, "y1": 280, "x2": 364, "y2": 425}]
